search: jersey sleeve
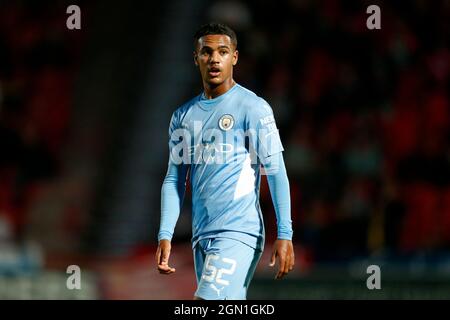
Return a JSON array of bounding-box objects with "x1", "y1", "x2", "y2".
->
[
  {"x1": 158, "y1": 110, "x2": 189, "y2": 242},
  {"x1": 246, "y1": 98, "x2": 284, "y2": 165},
  {"x1": 265, "y1": 152, "x2": 293, "y2": 240}
]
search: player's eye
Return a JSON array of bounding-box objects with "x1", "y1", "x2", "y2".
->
[
  {"x1": 200, "y1": 49, "x2": 211, "y2": 56},
  {"x1": 219, "y1": 50, "x2": 228, "y2": 55}
]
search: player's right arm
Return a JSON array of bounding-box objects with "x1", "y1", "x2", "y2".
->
[{"x1": 156, "y1": 111, "x2": 189, "y2": 275}]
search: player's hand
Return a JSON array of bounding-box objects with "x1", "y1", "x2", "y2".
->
[
  {"x1": 156, "y1": 239, "x2": 176, "y2": 275},
  {"x1": 269, "y1": 239, "x2": 294, "y2": 280}
]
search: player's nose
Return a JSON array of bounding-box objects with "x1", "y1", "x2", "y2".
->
[{"x1": 209, "y1": 51, "x2": 221, "y2": 63}]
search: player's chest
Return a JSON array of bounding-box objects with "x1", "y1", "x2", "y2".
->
[{"x1": 181, "y1": 105, "x2": 244, "y2": 134}]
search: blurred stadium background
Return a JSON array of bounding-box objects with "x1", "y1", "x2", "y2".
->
[{"x1": 0, "y1": 0, "x2": 449, "y2": 299}]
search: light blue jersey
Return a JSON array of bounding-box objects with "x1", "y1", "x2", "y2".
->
[{"x1": 158, "y1": 83, "x2": 292, "y2": 252}]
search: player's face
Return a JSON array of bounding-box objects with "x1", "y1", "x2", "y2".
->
[{"x1": 194, "y1": 34, "x2": 238, "y2": 87}]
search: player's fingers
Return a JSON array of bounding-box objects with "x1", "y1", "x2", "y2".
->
[
  {"x1": 164, "y1": 267, "x2": 176, "y2": 274},
  {"x1": 269, "y1": 250, "x2": 277, "y2": 267},
  {"x1": 158, "y1": 265, "x2": 169, "y2": 272},
  {"x1": 155, "y1": 246, "x2": 162, "y2": 266},
  {"x1": 158, "y1": 265, "x2": 176, "y2": 274},
  {"x1": 158, "y1": 262, "x2": 176, "y2": 272},
  {"x1": 284, "y1": 248, "x2": 293, "y2": 273},
  {"x1": 276, "y1": 257, "x2": 286, "y2": 279},
  {"x1": 289, "y1": 251, "x2": 295, "y2": 271},
  {"x1": 284, "y1": 255, "x2": 291, "y2": 275},
  {"x1": 282, "y1": 254, "x2": 292, "y2": 278},
  {"x1": 161, "y1": 247, "x2": 170, "y2": 265}
]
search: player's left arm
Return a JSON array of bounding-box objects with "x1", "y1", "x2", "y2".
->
[
  {"x1": 246, "y1": 98, "x2": 294, "y2": 280},
  {"x1": 263, "y1": 152, "x2": 295, "y2": 280}
]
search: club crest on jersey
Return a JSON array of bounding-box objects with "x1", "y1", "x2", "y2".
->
[{"x1": 218, "y1": 114, "x2": 234, "y2": 131}]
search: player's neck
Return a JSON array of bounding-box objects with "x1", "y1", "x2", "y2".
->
[{"x1": 203, "y1": 78, "x2": 236, "y2": 99}]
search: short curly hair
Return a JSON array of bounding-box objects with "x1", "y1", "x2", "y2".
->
[{"x1": 193, "y1": 23, "x2": 237, "y2": 50}]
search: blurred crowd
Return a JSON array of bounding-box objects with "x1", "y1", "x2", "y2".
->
[
  {"x1": 206, "y1": 0, "x2": 450, "y2": 262},
  {"x1": 0, "y1": 2, "x2": 82, "y2": 243}
]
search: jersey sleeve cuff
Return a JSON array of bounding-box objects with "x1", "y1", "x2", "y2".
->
[
  {"x1": 277, "y1": 230, "x2": 293, "y2": 241},
  {"x1": 158, "y1": 231, "x2": 173, "y2": 242}
]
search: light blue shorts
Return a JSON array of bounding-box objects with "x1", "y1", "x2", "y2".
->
[{"x1": 193, "y1": 237, "x2": 263, "y2": 300}]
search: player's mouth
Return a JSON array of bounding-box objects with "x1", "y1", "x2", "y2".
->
[{"x1": 208, "y1": 67, "x2": 221, "y2": 77}]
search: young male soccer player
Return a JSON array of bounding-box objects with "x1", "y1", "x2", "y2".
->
[{"x1": 155, "y1": 23, "x2": 294, "y2": 300}]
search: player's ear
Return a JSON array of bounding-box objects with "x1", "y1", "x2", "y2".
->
[
  {"x1": 232, "y1": 49, "x2": 239, "y2": 66},
  {"x1": 193, "y1": 51, "x2": 199, "y2": 67}
]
